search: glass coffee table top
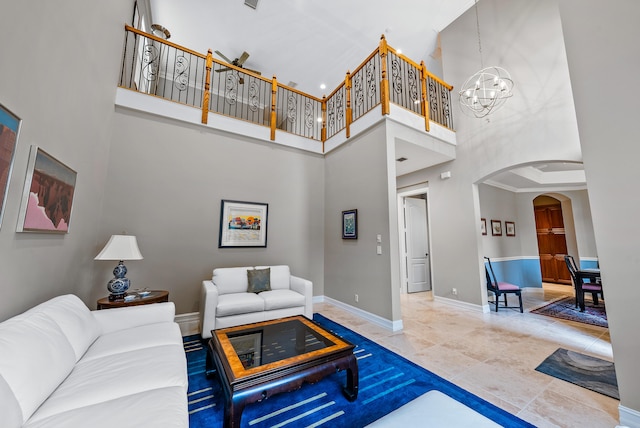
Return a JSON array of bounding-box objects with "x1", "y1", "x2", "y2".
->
[
  {"x1": 211, "y1": 315, "x2": 355, "y2": 384},
  {"x1": 226, "y1": 317, "x2": 334, "y2": 369}
]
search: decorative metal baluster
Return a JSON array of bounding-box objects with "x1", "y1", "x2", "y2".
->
[
  {"x1": 305, "y1": 101, "x2": 314, "y2": 131},
  {"x1": 248, "y1": 81, "x2": 260, "y2": 112},
  {"x1": 354, "y1": 73, "x2": 364, "y2": 107},
  {"x1": 328, "y1": 98, "x2": 336, "y2": 134},
  {"x1": 226, "y1": 73, "x2": 238, "y2": 105},
  {"x1": 391, "y1": 58, "x2": 402, "y2": 95},
  {"x1": 287, "y1": 94, "x2": 297, "y2": 123},
  {"x1": 408, "y1": 68, "x2": 419, "y2": 106},
  {"x1": 142, "y1": 43, "x2": 160, "y2": 93},
  {"x1": 174, "y1": 56, "x2": 189, "y2": 91}
]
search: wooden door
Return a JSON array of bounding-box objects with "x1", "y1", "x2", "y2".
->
[{"x1": 535, "y1": 203, "x2": 572, "y2": 284}]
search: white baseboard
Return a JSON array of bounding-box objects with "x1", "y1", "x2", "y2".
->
[
  {"x1": 176, "y1": 312, "x2": 200, "y2": 337},
  {"x1": 434, "y1": 295, "x2": 488, "y2": 313},
  {"x1": 316, "y1": 295, "x2": 403, "y2": 332},
  {"x1": 619, "y1": 404, "x2": 640, "y2": 427}
]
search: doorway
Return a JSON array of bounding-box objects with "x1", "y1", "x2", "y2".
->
[
  {"x1": 397, "y1": 189, "x2": 432, "y2": 294},
  {"x1": 534, "y1": 196, "x2": 572, "y2": 284}
]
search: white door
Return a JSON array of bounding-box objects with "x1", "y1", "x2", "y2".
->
[{"x1": 405, "y1": 197, "x2": 431, "y2": 293}]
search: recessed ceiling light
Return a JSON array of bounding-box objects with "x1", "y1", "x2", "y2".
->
[
  {"x1": 320, "y1": 83, "x2": 326, "y2": 90},
  {"x1": 397, "y1": 49, "x2": 403, "y2": 55}
]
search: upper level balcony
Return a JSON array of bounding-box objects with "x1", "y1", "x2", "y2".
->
[{"x1": 116, "y1": 25, "x2": 457, "y2": 173}]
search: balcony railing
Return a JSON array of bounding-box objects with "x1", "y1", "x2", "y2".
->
[{"x1": 119, "y1": 25, "x2": 454, "y2": 150}]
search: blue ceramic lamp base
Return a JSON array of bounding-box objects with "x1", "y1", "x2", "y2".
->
[{"x1": 107, "y1": 261, "x2": 131, "y2": 301}]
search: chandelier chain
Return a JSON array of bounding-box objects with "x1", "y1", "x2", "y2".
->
[
  {"x1": 475, "y1": 0, "x2": 483, "y2": 69},
  {"x1": 458, "y1": 0, "x2": 514, "y2": 118}
]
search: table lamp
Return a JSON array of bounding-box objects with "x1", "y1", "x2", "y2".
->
[{"x1": 95, "y1": 235, "x2": 143, "y2": 301}]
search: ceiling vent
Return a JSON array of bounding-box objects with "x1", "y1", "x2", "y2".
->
[
  {"x1": 244, "y1": 0, "x2": 259, "y2": 9},
  {"x1": 396, "y1": 157, "x2": 408, "y2": 162}
]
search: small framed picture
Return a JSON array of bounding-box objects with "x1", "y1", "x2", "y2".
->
[
  {"x1": 505, "y1": 221, "x2": 516, "y2": 237},
  {"x1": 17, "y1": 145, "x2": 77, "y2": 233},
  {"x1": 219, "y1": 199, "x2": 268, "y2": 247},
  {"x1": 481, "y1": 218, "x2": 487, "y2": 235},
  {"x1": 342, "y1": 209, "x2": 357, "y2": 239},
  {"x1": 491, "y1": 219, "x2": 502, "y2": 236}
]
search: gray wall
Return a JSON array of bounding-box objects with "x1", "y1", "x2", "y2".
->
[
  {"x1": 399, "y1": 0, "x2": 584, "y2": 306},
  {"x1": 324, "y1": 122, "x2": 396, "y2": 320},
  {"x1": 0, "y1": 0, "x2": 131, "y2": 320},
  {"x1": 100, "y1": 111, "x2": 326, "y2": 313},
  {"x1": 480, "y1": 185, "x2": 597, "y2": 262},
  {"x1": 559, "y1": 0, "x2": 640, "y2": 416}
]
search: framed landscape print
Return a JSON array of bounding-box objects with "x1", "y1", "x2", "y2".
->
[
  {"x1": 491, "y1": 219, "x2": 502, "y2": 236},
  {"x1": 342, "y1": 209, "x2": 357, "y2": 239},
  {"x1": 219, "y1": 199, "x2": 268, "y2": 247},
  {"x1": 0, "y1": 103, "x2": 21, "y2": 229},
  {"x1": 17, "y1": 145, "x2": 76, "y2": 233},
  {"x1": 505, "y1": 221, "x2": 516, "y2": 237}
]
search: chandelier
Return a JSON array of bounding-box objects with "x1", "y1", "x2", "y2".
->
[{"x1": 458, "y1": 0, "x2": 513, "y2": 118}]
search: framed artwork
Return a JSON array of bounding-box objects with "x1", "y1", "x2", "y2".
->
[
  {"x1": 342, "y1": 209, "x2": 357, "y2": 239},
  {"x1": 480, "y1": 218, "x2": 487, "y2": 235},
  {"x1": 505, "y1": 221, "x2": 516, "y2": 237},
  {"x1": 219, "y1": 199, "x2": 268, "y2": 247},
  {"x1": 490, "y1": 219, "x2": 502, "y2": 236},
  {"x1": 0, "y1": 103, "x2": 22, "y2": 229},
  {"x1": 17, "y1": 145, "x2": 76, "y2": 233}
]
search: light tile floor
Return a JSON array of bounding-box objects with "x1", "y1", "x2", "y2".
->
[{"x1": 314, "y1": 283, "x2": 618, "y2": 428}]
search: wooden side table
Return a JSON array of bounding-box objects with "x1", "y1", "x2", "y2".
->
[{"x1": 97, "y1": 290, "x2": 169, "y2": 310}]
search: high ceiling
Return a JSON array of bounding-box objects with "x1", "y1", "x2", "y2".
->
[
  {"x1": 149, "y1": 0, "x2": 475, "y2": 97},
  {"x1": 148, "y1": 0, "x2": 586, "y2": 193}
]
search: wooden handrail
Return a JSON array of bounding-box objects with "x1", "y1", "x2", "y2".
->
[
  {"x1": 277, "y1": 82, "x2": 324, "y2": 103},
  {"x1": 326, "y1": 81, "x2": 345, "y2": 101},
  {"x1": 387, "y1": 46, "x2": 422, "y2": 70},
  {"x1": 350, "y1": 46, "x2": 381, "y2": 78},
  {"x1": 425, "y1": 70, "x2": 454, "y2": 91},
  {"x1": 124, "y1": 25, "x2": 206, "y2": 58}
]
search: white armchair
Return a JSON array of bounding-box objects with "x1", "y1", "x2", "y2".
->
[{"x1": 199, "y1": 265, "x2": 313, "y2": 339}]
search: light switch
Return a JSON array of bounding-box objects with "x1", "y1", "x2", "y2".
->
[
  {"x1": 376, "y1": 234, "x2": 382, "y2": 243},
  {"x1": 376, "y1": 245, "x2": 382, "y2": 255}
]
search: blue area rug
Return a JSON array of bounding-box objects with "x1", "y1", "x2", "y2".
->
[
  {"x1": 535, "y1": 348, "x2": 619, "y2": 399},
  {"x1": 185, "y1": 314, "x2": 534, "y2": 427}
]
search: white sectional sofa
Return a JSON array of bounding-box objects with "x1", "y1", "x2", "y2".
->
[
  {"x1": 200, "y1": 265, "x2": 313, "y2": 338},
  {"x1": 0, "y1": 294, "x2": 188, "y2": 428}
]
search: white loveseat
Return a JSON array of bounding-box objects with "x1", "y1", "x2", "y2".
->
[
  {"x1": 0, "y1": 294, "x2": 188, "y2": 428},
  {"x1": 200, "y1": 265, "x2": 313, "y2": 338}
]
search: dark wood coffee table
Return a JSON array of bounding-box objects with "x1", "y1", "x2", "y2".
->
[{"x1": 207, "y1": 315, "x2": 358, "y2": 428}]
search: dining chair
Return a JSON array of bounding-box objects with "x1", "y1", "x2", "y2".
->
[
  {"x1": 564, "y1": 255, "x2": 603, "y2": 311},
  {"x1": 484, "y1": 257, "x2": 523, "y2": 313}
]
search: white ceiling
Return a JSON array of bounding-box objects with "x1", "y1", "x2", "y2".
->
[
  {"x1": 483, "y1": 162, "x2": 587, "y2": 192},
  {"x1": 149, "y1": 0, "x2": 475, "y2": 98},
  {"x1": 148, "y1": 0, "x2": 586, "y2": 193}
]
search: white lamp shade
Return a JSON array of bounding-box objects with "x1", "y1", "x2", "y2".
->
[{"x1": 95, "y1": 235, "x2": 143, "y2": 261}]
